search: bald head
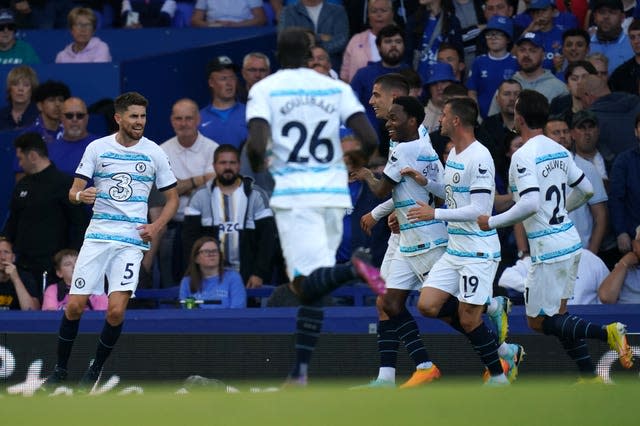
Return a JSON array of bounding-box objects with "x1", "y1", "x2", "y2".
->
[
  {"x1": 171, "y1": 98, "x2": 201, "y2": 146},
  {"x1": 577, "y1": 74, "x2": 610, "y2": 109},
  {"x1": 61, "y1": 97, "x2": 89, "y2": 141}
]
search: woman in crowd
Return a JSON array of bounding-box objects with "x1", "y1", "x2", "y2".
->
[
  {"x1": 55, "y1": 7, "x2": 111, "y2": 63},
  {"x1": 0, "y1": 65, "x2": 39, "y2": 131},
  {"x1": 179, "y1": 237, "x2": 246, "y2": 309}
]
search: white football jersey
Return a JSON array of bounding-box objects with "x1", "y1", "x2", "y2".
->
[
  {"x1": 246, "y1": 67, "x2": 364, "y2": 209},
  {"x1": 75, "y1": 134, "x2": 177, "y2": 249},
  {"x1": 384, "y1": 138, "x2": 448, "y2": 256},
  {"x1": 443, "y1": 141, "x2": 500, "y2": 261},
  {"x1": 509, "y1": 134, "x2": 583, "y2": 263}
]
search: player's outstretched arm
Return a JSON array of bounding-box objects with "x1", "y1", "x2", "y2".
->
[
  {"x1": 246, "y1": 118, "x2": 271, "y2": 173},
  {"x1": 480, "y1": 190, "x2": 539, "y2": 230}
]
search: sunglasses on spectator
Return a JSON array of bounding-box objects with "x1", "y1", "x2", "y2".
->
[
  {"x1": 63, "y1": 112, "x2": 87, "y2": 120},
  {"x1": 0, "y1": 24, "x2": 16, "y2": 31}
]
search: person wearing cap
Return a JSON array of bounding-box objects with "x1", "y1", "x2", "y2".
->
[
  {"x1": 609, "y1": 18, "x2": 640, "y2": 95},
  {"x1": 436, "y1": 42, "x2": 466, "y2": 84},
  {"x1": 55, "y1": 7, "x2": 111, "y2": 63},
  {"x1": 198, "y1": 56, "x2": 248, "y2": 150},
  {"x1": 467, "y1": 15, "x2": 518, "y2": 119},
  {"x1": 0, "y1": 8, "x2": 39, "y2": 65},
  {"x1": 351, "y1": 25, "x2": 409, "y2": 128},
  {"x1": 513, "y1": 32, "x2": 567, "y2": 100},
  {"x1": 589, "y1": 0, "x2": 633, "y2": 74},
  {"x1": 514, "y1": 0, "x2": 578, "y2": 33},
  {"x1": 577, "y1": 74, "x2": 640, "y2": 167},
  {"x1": 519, "y1": 0, "x2": 566, "y2": 71},
  {"x1": 191, "y1": 0, "x2": 267, "y2": 28},
  {"x1": 422, "y1": 61, "x2": 459, "y2": 133},
  {"x1": 571, "y1": 110, "x2": 609, "y2": 183}
]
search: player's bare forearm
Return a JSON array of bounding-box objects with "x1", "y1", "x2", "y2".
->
[
  {"x1": 68, "y1": 177, "x2": 89, "y2": 204},
  {"x1": 247, "y1": 119, "x2": 270, "y2": 172},
  {"x1": 140, "y1": 187, "x2": 178, "y2": 242}
]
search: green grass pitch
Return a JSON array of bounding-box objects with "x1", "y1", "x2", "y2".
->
[{"x1": 3, "y1": 377, "x2": 636, "y2": 426}]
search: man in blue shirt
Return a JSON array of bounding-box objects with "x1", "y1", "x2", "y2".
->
[
  {"x1": 589, "y1": 0, "x2": 634, "y2": 74},
  {"x1": 198, "y1": 56, "x2": 247, "y2": 150}
]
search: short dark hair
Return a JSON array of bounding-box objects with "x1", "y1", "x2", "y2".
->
[
  {"x1": 214, "y1": 144, "x2": 240, "y2": 163},
  {"x1": 392, "y1": 96, "x2": 426, "y2": 125},
  {"x1": 373, "y1": 73, "x2": 410, "y2": 95},
  {"x1": 629, "y1": 18, "x2": 640, "y2": 32},
  {"x1": 437, "y1": 42, "x2": 464, "y2": 63},
  {"x1": 445, "y1": 97, "x2": 478, "y2": 128},
  {"x1": 515, "y1": 89, "x2": 549, "y2": 129},
  {"x1": 14, "y1": 131, "x2": 48, "y2": 158},
  {"x1": 562, "y1": 28, "x2": 590, "y2": 46},
  {"x1": 376, "y1": 24, "x2": 404, "y2": 46},
  {"x1": 54, "y1": 249, "x2": 78, "y2": 270},
  {"x1": 277, "y1": 27, "x2": 312, "y2": 68},
  {"x1": 442, "y1": 83, "x2": 468, "y2": 102},
  {"x1": 564, "y1": 60, "x2": 597, "y2": 82},
  {"x1": 498, "y1": 78, "x2": 522, "y2": 91},
  {"x1": 32, "y1": 80, "x2": 70, "y2": 103},
  {"x1": 114, "y1": 92, "x2": 148, "y2": 114},
  {"x1": 398, "y1": 68, "x2": 422, "y2": 90}
]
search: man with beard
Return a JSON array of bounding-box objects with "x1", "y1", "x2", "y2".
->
[
  {"x1": 182, "y1": 144, "x2": 279, "y2": 291},
  {"x1": 589, "y1": 0, "x2": 633, "y2": 75},
  {"x1": 198, "y1": 56, "x2": 247, "y2": 150},
  {"x1": 488, "y1": 32, "x2": 567, "y2": 117},
  {"x1": 42, "y1": 92, "x2": 179, "y2": 392},
  {"x1": 351, "y1": 24, "x2": 409, "y2": 130},
  {"x1": 480, "y1": 80, "x2": 522, "y2": 166}
]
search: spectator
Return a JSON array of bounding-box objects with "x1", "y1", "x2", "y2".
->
[
  {"x1": 179, "y1": 236, "x2": 247, "y2": 309},
  {"x1": 191, "y1": 0, "x2": 266, "y2": 27},
  {"x1": 48, "y1": 97, "x2": 97, "y2": 177},
  {"x1": 475, "y1": 0, "x2": 521, "y2": 56},
  {"x1": 512, "y1": 31, "x2": 568, "y2": 101},
  {"x1": 0, "y1": 65, "x2": 39, "y2": 131},
  {"x1": 409, "y1": 0, "x2": 464, "y2": 84},
  {"x1": 351, "y1": 24, "x2": 409, "y2": 132},
  {"x1": 552, "y1": 28, "x2": 590, "y2": 79},
  {"x1": 515, "y1": 0, "x2": 577, "y2": 32},
  {"x1": 2, "y1": 132, "x2": 87, "y2": 288},
  {"x1": 23, "y1": 80, "x2": 70, "y2": 145},
  {"x1": 608, "y1": 112, "x2": 640, "y2": 254},
  {"x1": 340, "y1": 0, "x2": 395, "y2": 82},
  {"x1": 198, "y1": 56, "x2": 248, "y2": 150},
  {"x1": 309, "y1": 45, "x2": 338, "y2": 78},
  {"x1": 498, "y1": 248, "x2": 609, "y2": 305},
  {"x1": 42, "y1": 249, "x2": 108, "y2": 311},
  {"x1": 520, "y1": 0, "x2": 565, "y2": 71},
  {"x1": 586, "y1": 52, "x2": 610, "y2": 81},
  {"x1": 238, "y1": 52, "x2": 271, "y2": 103},
  {"x1": 437, "y1": 41, "x2": 466, "y2": 84},
  {"x1": 0, "y1": 9, "x2": 39, "y2": 64},
  {"x1": 598, "y1": 232, "x2": 640, "y2": 303},
  {"x1": 156, "y1": 98, "x2": 218, "y2": 287},
  {"x1": 55, "y1": 7, "x2": 111, "y2": 63},
  {"x1": 467, "y1": 16, "x2": 518, "y2": 119},
  {"x1": 0, "y1": 236, "x2": 39, "y2": 310},
  {"x1": 589, "y1": 0, "x2": 633, "y2": 75},
  {"x1": 578, "y1": 74, "x2": 640, "y2": 167},
  {"x1": 8, "y1": 0, "x2": 73, "y2": 29},
  {"x1": 183, "y1": 144, "x2": 279, "y2": 289},
  {"x1": 609, "y1": 18, "x2": 640, "y2": 95},
  {"x1": 549, "y1": 60, "x2": 597, "y2": 124},
  {"x1": 278, "y1": 0, "x2": 349, "y2": 66},
  {"x1": 545, "y1": 114, "x2": 609, "y2": 254},
  {"x1": 571, "y1": 109, "x2": 608, "y2": 184},
  {"x1": 422, "y1": 61, "x2": 458, "y2": 133},
  {"x1": 479, "y1": 79, "x2": 522, "y2": 170},
  {"x1": 121, "y1": 0, "x2": 177, "y2": 28}
]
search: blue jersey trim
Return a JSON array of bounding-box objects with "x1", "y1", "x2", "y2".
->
[
  {"x1": 269, "y1": 88, "x2": 342, "y2": 96},
  {"x1": 86, "y1": 233, "x2": 149, "y2": 248},
  {"x1": 93, "y1": 172, "x2": 154, "y2": 182},
  {"x1": 96, "y1": 192, "x2": 149, "y2": 202},
  {"x1": 446, "y1": 248, "x2": 501, "y2": 259},
  {"x1": 394, "y1": 199, "x2": 416, "y2": 208},
  {"x1": 448, "y1": 228, "x2": 497, "y2": 237},
  {"x1": 527, "y1": 222, "x2": 574, "y2": 239},
  {"x1": 271, "y1": 164, "x2": 345, "y2": 176},
  {"x1": 272, "y1": 187, "x2": 349, "y2": 196},
  {"x1": 399, "y1": 219, "x2": 441, "y2": 230},
  {"x1": 445, "y1": 160, "x2": 464, "y2": 170},
  {"x1": 92, "y1": 213, "x2": 147, "y2": 224},
  {"x1": 531, "y1": 242, "x2": 582, "y2": 262},
  {"x1": 535, "y1": 151, "x2": 568, "y2": 164},
  {"x1": 100, "y1": 152, "x2": 151, "y2": 162},
  {"x1": 417, "y1": 154, "x2": 439, "y2": 162}
]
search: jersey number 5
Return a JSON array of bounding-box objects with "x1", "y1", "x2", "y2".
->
[{"x1": 284, "y1": 120, "x2": 334, "y2": 163}]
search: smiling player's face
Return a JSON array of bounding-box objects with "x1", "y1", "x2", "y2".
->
[{"x1": 116, "y1": 105, "x2": 146, "y2": 142}]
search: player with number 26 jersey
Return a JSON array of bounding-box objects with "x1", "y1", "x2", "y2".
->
[
  {"x1": 508, "y1": 134, "x2": 584, "y2": 263},
  {"x1": 246, "y1": 67, "x2": 364, "y2": 210}
]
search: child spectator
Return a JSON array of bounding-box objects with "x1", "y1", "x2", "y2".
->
[{"x1": 42, "y1": 249, "x2": 108, "y2": 311}]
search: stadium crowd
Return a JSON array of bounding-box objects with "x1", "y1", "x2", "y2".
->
[{"x1": 1, "y1": 0, "x2": 640, "y2": 315}]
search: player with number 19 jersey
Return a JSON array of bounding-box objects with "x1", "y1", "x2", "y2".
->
[
  {"x1": 75, "y1": 134, "x2": 176, "y2": 249},
  {"x1": 246, "y1": 67, "x2": 364, "y2": 209},
  {"x1": 508, "y1": 134, "x2": 584, "y2": 263}
]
